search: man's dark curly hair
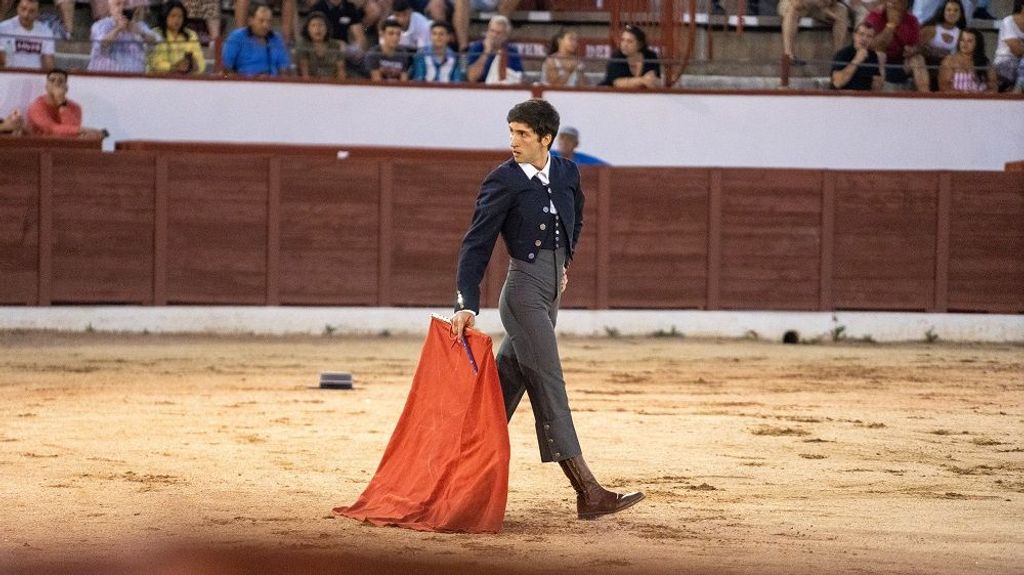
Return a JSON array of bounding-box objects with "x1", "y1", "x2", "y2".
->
[{"x1": 506, "y1": 99, "x2": 560, "y2": 150}]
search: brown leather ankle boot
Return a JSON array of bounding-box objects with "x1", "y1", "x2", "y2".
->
[{"x1": 558, "y1": 455, "x2": 645, "y2": 520}]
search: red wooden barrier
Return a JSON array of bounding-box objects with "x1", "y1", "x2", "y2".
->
[
  {"x1": 2, "y1": 150, "x2": 1022, "y2": 314},
  {"x1": 0, "y1": 150, "x2": 41, "y2": 305}
]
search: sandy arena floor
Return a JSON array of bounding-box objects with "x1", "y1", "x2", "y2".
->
[{"x1": 0, "y1": 329, "x2": 1021, "y2": 574}]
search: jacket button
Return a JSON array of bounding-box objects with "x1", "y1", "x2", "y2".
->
[
  {"x1": 543, "y1": 424, "x2": 550, "y2": 430},
  {"x1": 539, "y1": 224, "x2": 546, "y2": 230},
  {"x1": 548, "y1": 439, "x2": 554, "y2": 444},
  {"x1": 534, "y1": 240, "x2": 542, "y2": 247},
  {"x1": 543, "y1": 207, "x2": 549, "y2": 213},
  {"x1": 528, "y1": 253, "x2": 535, "y2": 259},
  {"x1": 554, "y1": 452, "x2": 561, "y2": 458}
]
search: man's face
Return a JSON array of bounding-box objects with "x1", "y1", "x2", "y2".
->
[
  {"x1": 108, "y1": 0, "x2": 125, "y2": 16},
  {"x1": 556, "y1": 134, "x2": 577, "y2": 154},
  {"x1": 45, "y1": 73, "x2": 68, "y2": 103},
  {"x1": 381, "y1": 26, "x2": 401, "y2": 50},
  {"x1": 17, "y1": 0, "x2": 38, "y2": 28},
  {"x1": 249, "y1": 7, "x2": 273, "y2": 38},
  {"x1": 486, "y1": 21, "x2": 509, "y2": 47},
  {"x1": 430, "y1": 26, "x2": 450, "y2": 50},
  {"x1": 853, "y1": 25, "x2": 875, "y2": 49},
  {"x1": 509, "y1": 121, "x2": 550, "y2": 167}
]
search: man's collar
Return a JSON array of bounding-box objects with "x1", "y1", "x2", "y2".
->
[{"x1": 517, "y1": 153, "x2": 551, "y2": 183}]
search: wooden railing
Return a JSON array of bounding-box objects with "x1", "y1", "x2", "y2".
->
[{"x1": 1, "y1": 148, "x2": 1021, "y2": 313}]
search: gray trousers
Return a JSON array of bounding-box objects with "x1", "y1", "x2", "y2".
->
[{"x1": 497, "y1": 248, "x2": 582, "y2": 463}]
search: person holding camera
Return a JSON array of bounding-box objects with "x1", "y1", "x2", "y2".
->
[
  {"x1": 147, "y1": 0, "x2": 205, "y2": 74},
  {"x1": 27, "y1": 68, "x2": 107, "y2": 138},
  {"x1": 88, "y1": 0, "x2": 159, "y2": 73}
]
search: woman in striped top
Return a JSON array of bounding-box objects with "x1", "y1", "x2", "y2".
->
[{"x1": 939, "y1": 28, "x2": 997, "y2": 92}]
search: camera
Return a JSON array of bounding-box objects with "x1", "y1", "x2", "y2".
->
[{"x1": 121, "y1": 8, "x2": 134, "y2": 19}]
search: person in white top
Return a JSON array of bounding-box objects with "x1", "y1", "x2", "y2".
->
[
  {"x1": 392, "y1": 0, "x2": 431, "y2": 50},
  {"x1": 919, "y1": 0, "x2": 965, "y2": 90},
  {"x1": 994, "y1": 0, "x2": 1024, "y2": 91},
  {"x1": 0, "y1": 0, "x2": 55, "y2": 70},
  {"x1": 541, "y1": 28, "x2": 584, "y2": 87}
]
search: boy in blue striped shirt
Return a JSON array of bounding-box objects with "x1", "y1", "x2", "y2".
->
[{"x1": 413, "y1": 21, "x2": 463, "y2": 83}]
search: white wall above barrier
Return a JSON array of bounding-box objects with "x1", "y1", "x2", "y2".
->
[{"x1": 2, "y1": 71, "x2": 1022, "y2": 170}]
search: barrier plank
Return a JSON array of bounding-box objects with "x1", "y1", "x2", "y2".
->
[
  {"x1": 947, "y1": 171, "x2": 1024, "y2": 313},
  {"x1": 0, "y1": 151, "x2": 40, "y2": 304},
  {"x1": 49, "y1": 151, "x2": 154, "y2": 304},
  {"x1": 388, "y1": 160, "x2": 493, "y2": 307},
  {"x1": 165, "y1": 154, "x2": 268, "y2": 304},
  {"x1": 719, "y1": 169, "x2": 823, "y2": 310},
  {"x1": 833, "y1": 171, "x2": 938, "y2": 311},
  {"x1": 607, "y1": 168, "x2": 709, "y2": 309},
  {"x1": 277, "y1": 158, "x2": 381, "y2": 305}
]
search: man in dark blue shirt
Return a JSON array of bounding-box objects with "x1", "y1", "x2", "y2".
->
[{"x1": 222, "y1": 5, "x2": 291, "y2": 77}]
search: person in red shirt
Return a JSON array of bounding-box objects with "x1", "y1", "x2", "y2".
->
[
  {"x1": 26, "y1": 68, "x2": 106, "y2": 138},
  {"x1": 866, "y1": 0, "x2": 930, "y2": 91}
]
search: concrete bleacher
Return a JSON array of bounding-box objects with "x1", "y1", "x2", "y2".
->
[{"x1": 16, "y1": 0, "x2": 1018, "y2": 89}]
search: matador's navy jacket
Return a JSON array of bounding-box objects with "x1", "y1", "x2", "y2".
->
[{"x1": 455, "y1": 155, "x2": 585, "y2": 315}]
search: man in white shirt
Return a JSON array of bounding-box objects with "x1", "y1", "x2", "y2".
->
[
  {"x1": 392, "y1": 0, "x2": 431, "y2": 50},
  {"x1": 0, "y1": 0, "x2": 55, "y2": 70}
]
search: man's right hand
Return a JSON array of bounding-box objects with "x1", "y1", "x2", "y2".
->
[
  {"x1": 853, "y1": 48, "x2": 869, "y2": 64},
  {"x1": 450, "y1": 310, "x2": 476, "y2": 337}
]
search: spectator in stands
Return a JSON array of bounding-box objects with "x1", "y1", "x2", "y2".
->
[
  {"x1": 147, "y1": 1, "x2": 206, "y2": 74},
  {"x1": 222, "y1": 4, "x2": 291, "y2": 76},
  {"x1": 541, "y1": 28, "x2": 584, "y2": 87},
  {"x1": 920, "y1": 0, "x2": 966, "y2": 89},
  {"x1": 778, "y1": 0, "x2": 848, "y2": 65},
  {"x1": 297, "y1": 11, "x2": 346, "y2": 79},
  {"x1": 0, "y1": 108, "x2": 24, "y2": 134},
  {"x1": 452, "y1": 0, "x2": 517, "y2": 52},
  {"x1": 551, "y1": 126, "x2": 607, "y2": 165},
  {"x1": 179, "y1": 0, "x2": 221, "y2": 43},
  {"x1": 866, "y1": 0, "x2": 929, "y2": 91},
  {"x1": 235, "y1": 0, "x2": 296, "y2": 45},
  {"x1": 27, "y1": 68, "x2": 106, "y2": 138},
  {"x1": 393, "y1": 0, "x2": 430, "y2": 50},
  {"x1": 412, "y1": 20, "x2": 462, "y2": 82},
  {"x1": 994, "y1": 0, "x2": 1024, "y2": 91},
  {"x1": 54, "y1": 0, "x2": 74, "y2": 39},
  {"x1": 466, "y1": 14, "x2": 522, "y2": 84},
  {"x1": 972, "y1": 0, "x2": 994, "y2": 19},
  {"x1": 88, "y1": 0, "x2": 160, "y2": 73},
  {"x1": 939, "y1": 27, "x2": 996, "y2": 90},
  {"x1": 0, "y1": 0, "x2": 55, "y2": 70},
  {"x1": 365, "y1": 16, "x2": 410, "y2": 80},
  {"x1": 601, "y1": 24, "x2": 660, "y2": 88},
  {"x1": 311, "y1": 0, "x2": 377, "y2": 50},
  {"x1": 410, "y1": 0, "x2": 450, "y2": 27},
  {"x1": 831, "y1": 21, "x2": 885, "y2": 90}
]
